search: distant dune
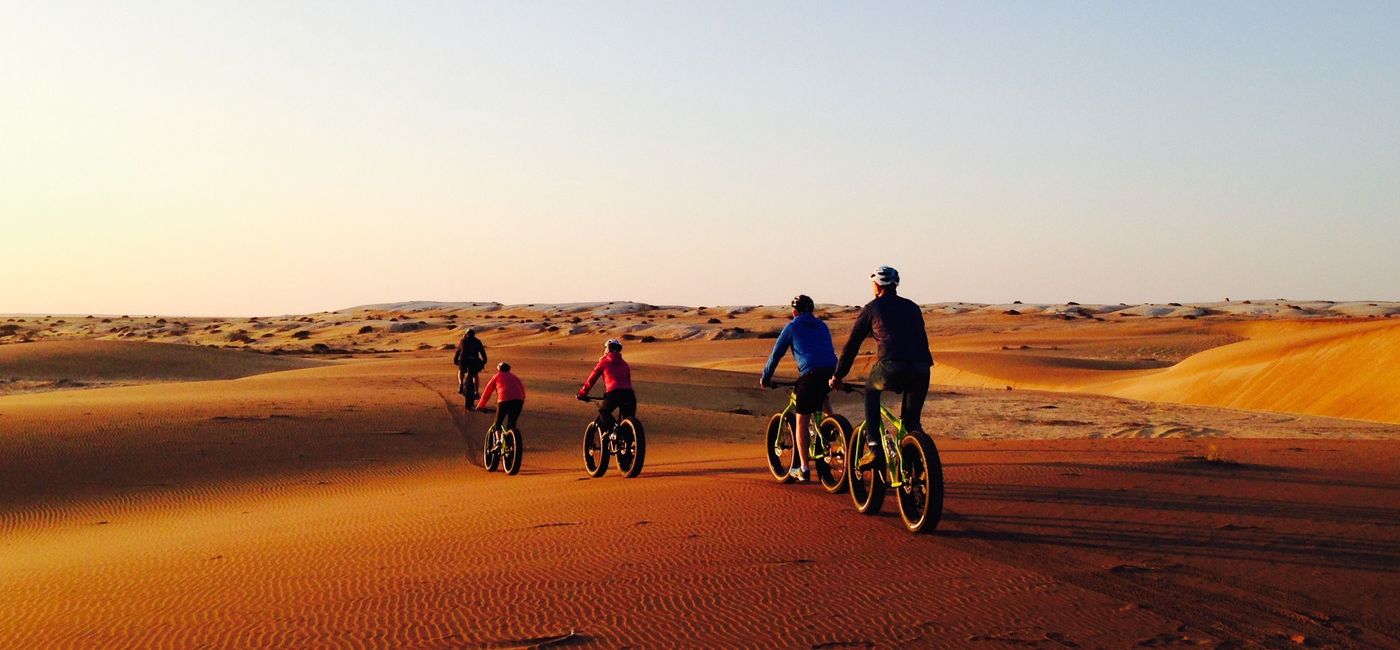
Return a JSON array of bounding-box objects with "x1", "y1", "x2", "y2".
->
[
  {"x1": 0, "y1": 340, "x2": 321, "y2": 393},
  {"x1": 3, "y1": 297, "x2": 1397, "y2": 422}
]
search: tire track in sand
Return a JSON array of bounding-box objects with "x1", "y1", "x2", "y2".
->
[{"x1": 411, "y1": 376, "x2": 482, "y2": 468}]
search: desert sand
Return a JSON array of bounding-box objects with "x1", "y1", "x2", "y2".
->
[{"x1": 2, "y1": 301, "x2": 1398, "y2": 647}]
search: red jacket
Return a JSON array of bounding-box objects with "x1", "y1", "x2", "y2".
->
[
  {"x1": 477, "y1": 370, "x2": 526, "y2": 409},
  {"x1": 580, "y1": 352, "x2": 633, "y2": 395}
]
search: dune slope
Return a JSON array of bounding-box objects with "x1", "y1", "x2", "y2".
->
[{"x1": 1098, "y1": 320, "x2": 1400, "y2": 424}]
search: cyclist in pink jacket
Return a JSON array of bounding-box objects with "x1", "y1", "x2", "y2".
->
[
  {"x1": 478, "y1": 362, "x2": 526, "y2": 432},
  {"x1": 576, "y1": 338, "x2": 635, "y2": 430}
]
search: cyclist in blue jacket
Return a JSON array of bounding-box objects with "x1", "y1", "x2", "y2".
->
[{"x1": 760, "y1": 294, "x2": 839, "y2": 482}]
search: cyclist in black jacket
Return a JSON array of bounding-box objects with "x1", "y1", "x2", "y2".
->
[
  {"x1": 830, "y1": 266, "x2": 933, "y2": 468},
  {"x1": 453, "y1": 328, "x2": 488, "y2": 407}
]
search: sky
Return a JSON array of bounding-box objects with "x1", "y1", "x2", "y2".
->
[{"x1": 3, "y1": 1, "x2": 1398, "y2": 316}]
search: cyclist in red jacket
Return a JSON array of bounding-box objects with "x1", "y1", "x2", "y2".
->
[
  {"x1": 477, "y1": 362, "x2": 526, "y2": 432},
  {"x1": 576, "y1": 338, "x2": 635, "y2": 430}
]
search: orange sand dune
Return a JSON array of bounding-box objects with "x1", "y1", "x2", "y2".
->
[
  {"x1": 919, "y1": 319, "x2": 1400, "y2": 424},
  {"x1": 1098, "y1": 319, "x2": 1400, "y2": 424}
]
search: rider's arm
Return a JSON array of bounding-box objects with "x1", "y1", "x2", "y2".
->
[
  {"x1": 834, "y1": 305, "x2": 873, "y2": 379},
  {"x1": 759, "y1": 323, "x2": 794, "y2": 384},
  {"x1": 580, "y1": 359, "x2": 605, "y2": 395},
  {"x1": 476, "y1": 374, "x2": 499, "y2": 410},
  {"x1": 478, "y1": 344, "x2": 487, "y2": 365},
  {"x1": 453, "y1": 347, "x2": 462, "y2": 365}
]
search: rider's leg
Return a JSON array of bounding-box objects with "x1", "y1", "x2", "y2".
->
[
  {"x1": 793, "y1": 412, "x2": 811, "y2": 469},
  {"x1": 863, "y1": 388, "x2": 883, "y2": 446},
  {"x1": 503, "y1": 400, "x2": 522, "y2": 430},
  {"x1": 900, "y1": 369, "x2": 930, "y2": 434},
  {"x1": 597, "y1": 393, "x2": 617, "y2": 431},
  {"x1": 617, "y1": 389, "x2": 637, "y2": 421},
  {"x1": 492, "y1": 405, "x2": 507, "y2": 430},
  {"x1": 457, "y1": 368, "x2": 466, "y2": 392}
]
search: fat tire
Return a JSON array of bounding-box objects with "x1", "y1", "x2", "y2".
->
[
  {"x1": 483, "y1": 427, "x2": 501, "y2": 472},
  {"x1": 616, "y1": 418, "x2": 646, "y2": 478},
  {"x1": 765, "y1": 412, "x2": 797, "y2": 483},
  {"x1": 503, "y1": 429, "x2": 523, "y2": 476},
  {"x1": 816, "y1": 414, "x2": 853, "y2": 494},
  {"x1": 897, "y1": 432, "x2": 943, "y2": 533},
  {"x1": 583, "y1": 421, "x2": 609, "y2": 478},
  {"x1": 847, "y1": 424, "x2": 886, "y2": 515}
]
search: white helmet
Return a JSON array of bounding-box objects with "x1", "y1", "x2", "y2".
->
[
  {"x1": 605, "y1": 338, "x2": 623, "y2": 352},
  {"x1": 871, "y1": 265, "x2": 900, "y2": 286}
]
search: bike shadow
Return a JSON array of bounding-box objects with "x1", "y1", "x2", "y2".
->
[{"x1": 939, "y1": 483, "x2": 1400, "y2": 572}]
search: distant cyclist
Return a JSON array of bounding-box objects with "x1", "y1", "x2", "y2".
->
[
  {"x1": 831, "y1": 266, "x2": 933, "y2": 468},
  {"x1": 577, "y1": 338, "x2": 635, "y2": 432},
  {"x1": 477, "y1": 361, "x2": 526, "y2": 432},
  {"x1": 453, "y1": 328, "x2": 488, "y2": 407},
  {"x1": 760, "y1": 294, "x2": 838, "y2": 482}
]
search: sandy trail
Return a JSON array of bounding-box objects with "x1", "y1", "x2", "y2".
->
[{"x1": 2, "y1": 355, "x2": 1398, "y2": 647}]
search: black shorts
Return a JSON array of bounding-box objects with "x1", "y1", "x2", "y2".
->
[
  {"x1": 794, "y1": 367, "x2": 835, "y2": 413},
  {"x1": 459, "y1": 360, "x2": 484, "y2": 374},
  {"x1": 600, "y1": 389, "x2": 637, "y2": 421}
]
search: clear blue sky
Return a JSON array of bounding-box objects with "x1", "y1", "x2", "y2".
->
[{"x1": 3, "y1": 1, "x2": 1397, "y2": 315}]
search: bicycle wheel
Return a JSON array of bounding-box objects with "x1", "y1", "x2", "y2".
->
[
  {"x1": 846, "y1": 424, "x2": 886, "y2": 515},
  {"x1": 815, "y1": 414, "x2": 852, "y2": 494},
  {"x1": 765, "y1": 412, "x2": 796, "y2": 483},
  {"x1": 897, "y1": 432, "x2": 943, "y2": 533},
  {"x1": 583, "y1": 421, "x2": 609, "y2": 478},
  {"x1": 482, "y1": 427, "x2": 501, "y2": 472},
  {"x1": 503, "y1": 428, "x2": 523, "y2": 476},
  {"x1": 615, "y1": 418, "x2": 646, "y2": 478}
]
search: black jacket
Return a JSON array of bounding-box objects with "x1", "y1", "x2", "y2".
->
[
  {"x1": 835, "y1": 294, "x2": 933, "y2": 378},
  {"x1": 453, "y1": 336, "x2": 487, "y2": 367}
]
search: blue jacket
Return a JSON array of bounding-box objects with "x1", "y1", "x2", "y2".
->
[{"x1": 761, "y1": 313, "x2": 838, "y2": 383}]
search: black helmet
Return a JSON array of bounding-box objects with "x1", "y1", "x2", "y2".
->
[
  {"x1": 497, "y1": 361, "x2": 510, "y2": 372},
  {"x1": 790, "y1": 295, "x2": 814, "y2": 313}
]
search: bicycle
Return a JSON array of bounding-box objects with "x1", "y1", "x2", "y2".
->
[
  {"x1": 458, "y1": 369, "x2": 481, "y2": 410},
  {"x1": 579, "y1": 395, "x2": 646, "y2": 478},
  {"x1": 479, "y1": 408, "x2": 523, "y2": 475},
  {"x1": 764, "y1": 380, "x2": 853, "y2": 493},
  {"x1": 839, "y1": 382, "x2": 943, "y2": 533}
]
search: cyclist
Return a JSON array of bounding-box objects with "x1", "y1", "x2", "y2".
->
[
  {"x1": 576, "y1": 338, "x2": 635, "y2": 432},
  {"x1": 760, "y1": 294, "x2": 838, "y2": 482},
  {"x1": 453, "y1": 328, "x2": 488, "y2": 407},
  {"x1": 830, "y1": 266, "x2": 933, "y2": 468},
  {"x1": 477, "y1": 361, "x2": 526, "y2": 433}
]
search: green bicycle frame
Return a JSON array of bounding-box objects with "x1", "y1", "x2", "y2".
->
[{"x1": 853, "y1": 403, "x2": 908, "y2": 488}]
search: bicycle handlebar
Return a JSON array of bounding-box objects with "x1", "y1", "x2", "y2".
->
[
  {"x1": 578, "y1": 395, "x2": 604, "y2": 402},
  {"x1": 838, "y1": 382, "x2": 868, "y2": 392},
  {"x1": 765, "y1": 380, "x2": 798, "y2": 388}
]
